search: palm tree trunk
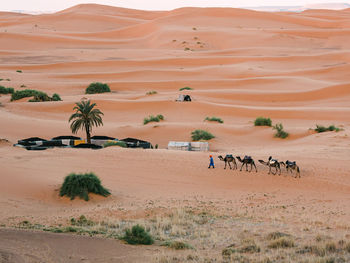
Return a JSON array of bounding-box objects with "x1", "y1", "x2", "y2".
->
[{"x1": 85, "y1": 124, "x2": 91, "y2": 144}]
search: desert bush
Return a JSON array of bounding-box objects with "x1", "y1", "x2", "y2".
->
[
  {"x1": 325, "y1": 242, "x2": 337, "y2": 253},
  {"x1": 146, "y1": 91, "x2": 157, "y2": 95},
  {"x1": 179, "y1": 87, "x2": 193, "y2": 91},
  {"x1": 52, "y1": 93, "x2": 62, "y2": 101},
  {"x1": 103, "y1": 141, "x2": 127, "y2": 148},
  {"x1": 121, "y1": 224, "x2": 154, "y2": 245},
  {"x1": 204, "y1": 116, "x2": 224, "y2": 123},
  {"x1": 273, "y1": 123, "x2": 289, "y2": 139},
  {"x1": 59, "y1": 172, "x2": 110, "y2": 201},
  {"x1": 266, "y1": 231, "x2": 291, "y2": 240},
  {"x1": 184, "y1": 47, "x2": 190, "y2": 51},
  {"x1": 70, "y1": 215, "x2": 95, "y2": 226},
  {"x1": 191, "y1": 129, "x2": 215, "y2": 141},
  {"x1": 29, "y1": 92, "x2": 52, "y2": 102},
  {"x1": 161, "y1": 240, "x2": 193, "y2": 250},
  {"x1": 85, "y1": 82, "x2": 111, "y2": 94},
  {"x1": 315, "y1": 125, "x2": 341, "y2": 133},
  {"x1": 254, "y1": 117, "x2": 272, "y2": 126},
  {"x1": 144, "y1": 114, "x2": 164, "y2": 125},
  {"x1": 0, "y1": 86, "x2": 14, "y2": 94},
  {"x1": 11, "y1": 89, "x2": 41, "y2": 101},
  {"x1": 268, "y1": 237, "x2": 294, "y2": 248},
  {"x1": 16, "y1": 70, "x2": 22, "y2": 73}
]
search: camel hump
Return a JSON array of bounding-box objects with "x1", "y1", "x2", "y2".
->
[
  {"x1": 244, "y1": 155, "x2": 252, "y2": 160},
  {"x1": 226, "y1": 154, "x2": 233, "y2": 158}
]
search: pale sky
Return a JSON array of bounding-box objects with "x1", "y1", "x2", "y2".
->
[{"x1": 2, "y1": 0, "x2": 350, "y2": 12}]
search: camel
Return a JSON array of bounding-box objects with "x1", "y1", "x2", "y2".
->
[
  {"x1": 236, "y1": 156, "x2": 257, "y2": 172},
  {"x1": 258, "y1": 156, "x2": 284, "y2": 175},
  {"x1": 218, "y1": 154, "x2": 237, "y2": 170},
  {"x1": 284, "y1": 160, "x2": 301, "y2": 178}
]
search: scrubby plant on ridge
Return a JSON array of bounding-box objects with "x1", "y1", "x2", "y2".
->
[
  {"x1": 59, "y1": 172, "x2": 110, "y2": 201},
  {"x1": 143, "y1": 114, "x2": 164, "y2": 125},
  {"x1": 254, "y1": 116, "x2": 272, "y2": 127},
  {"x1": 11, "y1": 89, "x2": 61, "y2": 102},
  {"x1": 85, "y1": 82, "x2": 111, "y2": 94},
  {"x1": 179, "y1": 87, "x2": 193, "y2": 91},
  {"x1": 204, "y1": 116, "x2": 224, "y2": 123},
  {"x1": 191, "y1": 129, "x2": 215, "y2": 141},
  {"x1": 0, "y1": 86, "x2": 14, "y2": 94},
  {"x1": 315, "y1": 124, "x2": 341, "y2": 133},
  {"x1": 121, "y1": 224, "x2": 154, "y2": 245},
  {"x1": 273, "y1": 123, "x2": 289, "y2": 139},
  {"x1": 146, "y1": 91, "x2": 157, "y2": 95},
  {"x1": 161, "y1": 240, "x2": 193, "y2": 250}
]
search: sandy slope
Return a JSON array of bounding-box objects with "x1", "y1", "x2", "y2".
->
[{"x1": 0, "y1": 4, "x2": 350, "y2": 260}]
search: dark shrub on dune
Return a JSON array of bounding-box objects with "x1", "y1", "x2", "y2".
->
[
  {"x1": 85, "y1": 82, "x2": 111, "y2": 94},
  {"x1": 0, "y1": 86, "x2": 14, "y2": 94},
  {"x1": 121, "y1": 225, "x2": 154, "y2": 245},
  {"x1": 59, "y1": 172, "x2": 110, "y2": 201}
]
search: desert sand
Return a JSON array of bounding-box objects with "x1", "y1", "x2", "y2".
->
[{"x1": 0, "y1": 4, "x2": 350, "y2": 262}]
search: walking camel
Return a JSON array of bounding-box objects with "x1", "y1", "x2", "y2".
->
[
  {"x1": 218, "y1": 154, "x2": 237, "y2": 170},
  {"x1": 259, "y1": 156, "x2": 284, "y2": 175},
  {"x1": 284, "y1": 160, "x2": 301, "y2": 178},
  {"x1": 236, "y1": 156, "x2": 257, "y2": 172}
]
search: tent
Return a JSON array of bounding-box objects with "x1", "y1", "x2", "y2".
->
[
  {"x1": 167, "y1": 141, "x2": 209, "y2": 151},
  {"x1": 167, "y1": 141, "x2": 191, "y2": 151},
  {"x1": 73, "y1": 143, "x2": 103, "y2": 149},
  {"x1": 17, "y1": 137, "x2": 47, "y2": 146},
  {"x1": 120, "y1": 138, "x2": 152, "y2": 149},
  {"x1": 176, "y1": 94, "x2": 192, "y2": 102}
]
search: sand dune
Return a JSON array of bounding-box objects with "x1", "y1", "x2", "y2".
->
[{"x1": 0, "y1": 4, "x2": 350, "y2": 260}]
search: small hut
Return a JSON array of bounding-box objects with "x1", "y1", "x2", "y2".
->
[
  {"x1": 190, "y1": 142, "x2": 209, "y2": 152},
  {"x1": 120, "y1": 138, "x2": 152, "y2": 149},
  {"x1": 167, "y1": 141, "x2": 191, "y2": 151},
  {"x1": 176, "y1": 94, "x2": 192, "y2": 102}
]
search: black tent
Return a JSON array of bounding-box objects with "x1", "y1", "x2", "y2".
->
[
  {"x1": 120, "y1": 138, "x2": 152, "y2": 149},
  {"x1": 91, "y1": 135, "x2": 116, "y2": 140},
  {"x1": 184, "y1": 95, "x2": 192, "y2": 101},
  {"x1": 73, "y1": 143, "x2": 103, "y2": 149},
  {"x1": 17, "y1": 137, "x2": 47, "y2": 146},
  {"x1": 51, "y1": 135, "x2": 82, "y2": 140}
]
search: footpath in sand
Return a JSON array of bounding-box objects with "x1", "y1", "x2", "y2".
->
[{"x1": 0, "y1": 4, "x2": 350, "y2": 262}]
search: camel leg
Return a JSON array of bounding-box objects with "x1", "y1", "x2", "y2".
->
[
  {"x1": 246, "y1": 163, "x2": 248, "y2": 171},
  {"x1": 278, "y1": 164, "x2": 281, "y2": 175},
  {"x1": 240, "y1": 163, "x2": 244, "y2": 171},
  {"x1": 224, "y1": 161, "x2": 227, "y2": 169},
  {"x1": 253, "y1": 162, "x2": 257, "y2": 172},
  {"x1": 233, "y1": 160, "x2": 237, "y2": 170},
  {"x1": 228, "y1": 161, "x2": 232, "y2": 169},
  {"x1": 271, "y1": 166, "x2": 276, "y2": 175}
]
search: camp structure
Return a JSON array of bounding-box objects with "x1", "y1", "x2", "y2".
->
[
  {"x1": 167, "y1": 141, "x2": 191, "y2": 151},
  {"x1": 167, "y1": 141, "x2": 209, "y2": 151},
  {"x1": 120, "y1": 138, "x2": 152, "y2": 149},
  {"x1": 17, "y1": 137, "x2": 47, "y2": 146},
  {"x1": 90, "y1": 135, "x2": 117, "y2": 147},
  {"x1": 190, "y1": 142, "x2": 209, "y2": 152},
  {"x1": 15, "y1": 137, "x2": 64, "y2": 150},
  {"x1": 73, "y1": 143, "x2": 103, "y2": 149},
  {"x1": 176, "y1": 94, "x2": 192, "y2": 102},
  {"x1": 51, "y1": 135, "x2": 83, "y2": 147}
]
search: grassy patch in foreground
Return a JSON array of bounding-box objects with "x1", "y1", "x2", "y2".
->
[
  {"x1": 121, "y1": 225, "x2": 154, "y2": 245},
  {"x1": 0, "y1": 86, "x2": 14, "y2": 94}
]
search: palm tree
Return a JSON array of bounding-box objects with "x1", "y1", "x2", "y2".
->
[{"x1": 69, "y1": 99, "x2": 104, "y2": 144}]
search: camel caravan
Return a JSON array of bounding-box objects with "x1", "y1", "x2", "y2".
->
[{"x1": 217, "y1": 154, "x2": 300, "y2": 178}]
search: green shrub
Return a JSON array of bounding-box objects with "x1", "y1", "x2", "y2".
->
[
  {"x1": 52, "y1": 93, "x2": 62, "y2": 101},
  {"x1": 121, "y1": 225, "x2": 154, "y2": 245},
  {"x1": 143, "y1": 114, "x2": 164, "y2": 125},
  {"x1": 204, "y1": 116, "x2": 223, "y2": 123},
  {"x1": 11, "y1": 89, "x2": 41, "y2": 101},
  {"x1": 268, "y1": 237, "x2": 294, "y2": 249},
  {"x1": 0, "y1": 86, "x2": 14, "y2": 94},
  {"x1": 59, "y1": 172, "x2": 110, "y2": 201},
  {"x1": 146, "y1": 91, "x2": 157, "y2": 95},
  {"x1": 103, "y1": 141, "x2": 127, "y2": 148},
  {"x1": 254, "y1": 117, "x2": 272, "y2": 126},
  {"x1": 179, "y1": 87, "x2": 193, "y2": 91},
  {"x1": 70, "y1": 215, "x2": 94, "y2": 226},
  {"x1": 16, "y1": 70, "x2": 22, "y2": 73},
  {"x1": 184, "y1": 47, "x2": 190, "y2": 51},
  {"x1": 191, "y1": 129, "x2": 215, "y2": 141},
  {"x1": 161, "y1": 241, "x2": 193, "y2": 250},
  {"x1": 315, "y1": 125, "x2": 341, "y2": 133},
  {"x1": 29, "y1": 92, "x2": 52, "y2": 102},
  {"x1": 85, "y1": 82, "x2": 111, "y2": 94},
  {"x1": 273, "y1": 123, "x2": 289, "y2": 139}
]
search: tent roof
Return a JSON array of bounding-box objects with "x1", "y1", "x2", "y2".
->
[
  {"x1": 51, "y1": 135, "x2": 81, "y2": 140},
  {"x1": 121, "y1": 138, "x2": 149, "y2": 143},
  {"x1": 91, "y1": 135, "x2": 116, "y2": 140},
  {"x1": 19, "y1": 137, "x2": 47, "y2": 142}
]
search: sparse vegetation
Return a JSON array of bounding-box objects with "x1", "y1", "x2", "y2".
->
[
  {"x1": 59, "y1": 172, "x2": 110, "y2": 201},
  {"x1": 315, "y1": 125, "x2": 341, "y2": 133},
  {"x1": 103, "y1": 141, "x2": 127, "y2": 148},
  {"x1": 143, "y1": 114, "x2": 164, "y2": 125},
  {"x1": 16, "y1": 70, "x2": 22, "y2": 73},
  {"x1": 161, "y1": 240, "x2": 193, "y2": 250},
  {"x1": 20, "y1": 84, "x2": 26, "y2": 88},
  {"x1": 11, "y1": 89, "x2": 43, "y2": 101},
  {"x1": 254, "y1": 116, "x2": 272, "y2": 126},
  {"x1": 184, "y1": 47, "x2": 190, "y2": 51},
  {"x1": 273, "y1": 123, "x2": 289, "y2": 139},
  {"x1": 121, "y1": 225, "x2": 154, "y2": 245},
  {"x1": 70, "y1": 215, "x2": 94, "y2": 226},
  {"x1": 146, "y1": 90, "x2": 157, "y2": 95},
  {"x1": 204, "y1": 116, "x2": 224, "y2": 123},
  {"x1": 191, "y1": 129, "x2": 215, "y2": 141},
  {"x1": 52, "y1": 93, "x2": 62, "y2": 101},
  {"x1": 85, "y1": 82, "x2": 111, "y2": 94},
  {"x1": 179, "y1": 87, "x2": 193, "y2": 91},
  {"x1": 268, "y1": 237, "x2": 295, "y2": 248},
  {"x1": 0, "y1": 86, "x2": 14, "y2": 94}
]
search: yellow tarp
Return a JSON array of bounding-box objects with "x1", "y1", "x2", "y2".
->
[{"x1": 74, "y1": 140, "x2": 86, "y2": 146}]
